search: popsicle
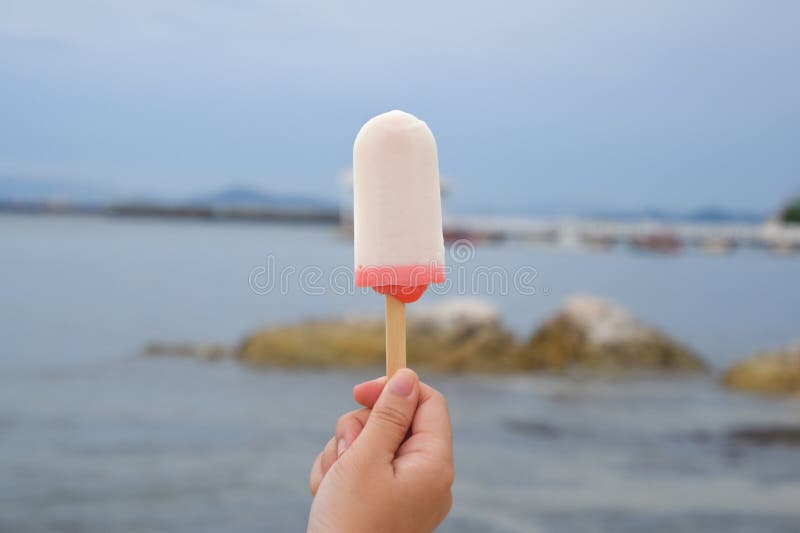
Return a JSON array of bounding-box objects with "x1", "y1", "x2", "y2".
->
[{"x1": 353, "y1": 110, "x2": 445, "y2": 377}]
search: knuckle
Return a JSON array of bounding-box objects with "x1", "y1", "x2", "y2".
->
[
  {"x1": 372, "y1": 404, "x2": 410, "y2": 433},
  {"x1": 444, "y1": 464, "x2": 455, "y2": 488},
  {"x1": 428, "y1": 389, "x2": 449, "y2": 410},
  {"x1": 431, "y1": 461, "x2": 455, "y2": 491}
]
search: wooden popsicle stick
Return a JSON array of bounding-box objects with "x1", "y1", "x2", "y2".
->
[{"x1": 384, "y1": 294, "x2": 407, "y2": 378}]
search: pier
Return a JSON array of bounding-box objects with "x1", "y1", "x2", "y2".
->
[{"x1": 444, "y1": 215, "x2": 800, "y2": 254}]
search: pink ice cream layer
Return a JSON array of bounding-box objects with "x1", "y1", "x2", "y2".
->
[{"x1": 355, "y1": 264, "x2": 446, "y2": 288}]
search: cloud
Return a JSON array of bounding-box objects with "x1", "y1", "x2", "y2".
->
[
  {"x1": 5, "y1": 1, "x2": 795, "y2": 82},
  {"x1": 0, "y1": 1, "x2": 798, "y2": 208}
]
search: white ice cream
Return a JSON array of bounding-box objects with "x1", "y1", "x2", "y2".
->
[{"x1": 353, "y1": 110, "x2": 445, "y2": 285}]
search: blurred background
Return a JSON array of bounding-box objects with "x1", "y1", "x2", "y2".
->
[{"x1": 1, "y1": 2, "x2": 799, "y2": 532}]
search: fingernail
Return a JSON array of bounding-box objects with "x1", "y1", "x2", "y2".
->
[
  {"x1": 337, "y1": 438, "x2": 346, "y2": 457},
  {"x1": 388, "y1": 369, "x2": 417, "y2": 397}
]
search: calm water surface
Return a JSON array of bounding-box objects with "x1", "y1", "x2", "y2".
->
[{"x1": 1, "y1": 215, "x2": 799, "y2": 532}]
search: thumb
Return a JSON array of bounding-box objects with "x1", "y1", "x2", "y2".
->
[{"x1": 354, "y1": 368, "x2": 420, "y2": 460}]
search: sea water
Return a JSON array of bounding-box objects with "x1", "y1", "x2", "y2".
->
[{"x1": 1, "y1": 214, "x2": 799, "y2": 532}]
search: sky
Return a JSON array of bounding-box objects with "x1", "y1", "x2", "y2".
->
[{"x1": 0, "y1": 1, "x2": 798, "y2": 212}]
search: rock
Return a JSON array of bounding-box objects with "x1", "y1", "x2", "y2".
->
[
  {"x1": 726, "y1": 425, "x2": 800, "y2": 447},
  {"x1": 516, "y1": 295, "x2": 707, "y2": 373},
  {"x1": 722, "y1": 345, "x2": 800, "y2": 395},
  {"x1": 237, "y1": 296, "x2": 707, "y2": 374},
  {"x1": 237, "y1": 298, "x2": 518, "y2": 372},
  {"x1": 143, "y1": 342, "x2": 230, "y2": 361}
]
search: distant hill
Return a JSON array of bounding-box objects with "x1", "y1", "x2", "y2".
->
[
  {"x1": 0, "y1": 178, "x2": 336, "y2": 211},
  {"x1": 187, "y1": 186, "x2": 335, "y2": 210},
  {"x1": 0, "y1": 175, "x2": 776, "y2": 223},
  {"x1": 587, "y1": 207, "x2": 768, "y2": 224}
]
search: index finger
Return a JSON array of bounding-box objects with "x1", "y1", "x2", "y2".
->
[
  {"x1": 354, "y1": 377, "x2": 452, "y2": 446},
  {"x1": 353, "y1": 376, "x2": 386, "y2": 407}
]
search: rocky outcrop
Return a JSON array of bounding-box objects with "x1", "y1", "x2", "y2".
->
[
  {"x1": 237, "y1": 299, "x2": 517, "y2": 372},
  {"x1": 722, "y1": 345, "x2": 800, "y2": 395},
  {"x1": 516, "y1": 295, "x2": 707, "y2": 373},
  {"x1": 145, "y1": 296, "x2": 706, "y2": 375},
  {"x1": 237, "y1": 296, "x2": 706, "y2": 374}
]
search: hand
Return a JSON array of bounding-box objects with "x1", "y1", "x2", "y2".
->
[{"x1": 307, "y1": 369, "x2": 454, "y2": 533}]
